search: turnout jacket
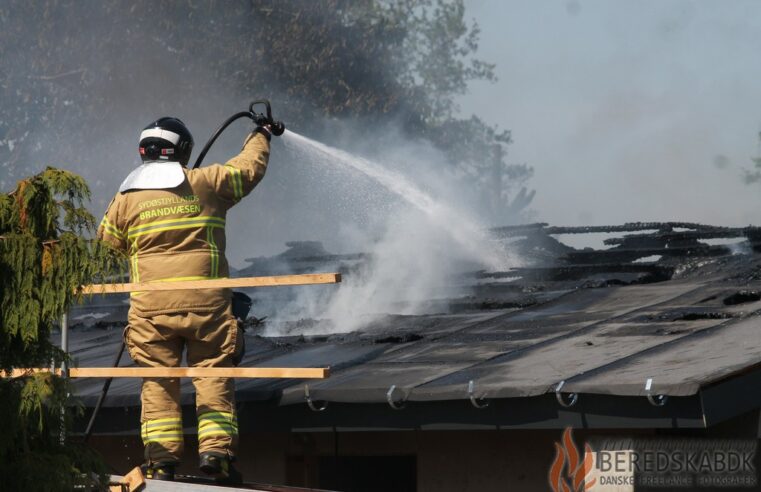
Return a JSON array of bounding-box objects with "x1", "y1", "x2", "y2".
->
[{"x1": 97, "y1": 132, "x2": 270, "y2": 316}]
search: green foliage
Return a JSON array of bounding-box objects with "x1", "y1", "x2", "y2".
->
[
  {"x1": 0, "y1": 373, "x2": 108, "y2": 491},
  {"x1": 0, "y1": 0, "x2": 533, "y2": 222},
  {"x1": 386, "y1": 0, "x2": 497, "y2": 125},
  {"x1": 0, "y1": 168, "x2": 124, "y2": 491},
  {"x1": 246, "y1": 0, "x2": 495, "y2": 125}
]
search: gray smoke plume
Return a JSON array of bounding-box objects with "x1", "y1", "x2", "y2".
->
[
  {"x1": 1, "y1": 2, "x2": 528, "y2": 335},
  {"x1": 260, "y1": 130, "x2": 520, "y2": 334}
]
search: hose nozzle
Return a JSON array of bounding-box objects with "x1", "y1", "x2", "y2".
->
[
  {"x1": 270, "y1": 121, "x2": 286, "y2": 136},
  {"x1": 250, "y1": 99, "x2": 285, "y2": 136}
]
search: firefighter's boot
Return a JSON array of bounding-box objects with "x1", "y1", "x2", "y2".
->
[
  {"x1": 199, "y1": 451, "x2": 243, "y2": 485},
  {"x1": 141, "y1": 461, "x2": 178, "y2": 481}
]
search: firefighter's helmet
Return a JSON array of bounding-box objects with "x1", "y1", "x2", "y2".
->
[{"x1": 139, "y1": 117, "x2": 194, "y2": 166}]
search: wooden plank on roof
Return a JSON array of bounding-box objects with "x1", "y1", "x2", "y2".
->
[
  {"x1": 108, "y1": 472, "x2": 338, "y2": 491},
  {"x1": 5, "y1": 367, "x2": 329, "y2": 379},
  {"x1": 78, "y1": 273, "x2": 341, "y2": 294},
  {"x1": 109, "y1": 466, "x2": 145, "y2": 492}
]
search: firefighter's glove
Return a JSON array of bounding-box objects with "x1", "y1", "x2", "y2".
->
[{"x1": 254, "y1": 125, "x2": 272, "y2": 141}]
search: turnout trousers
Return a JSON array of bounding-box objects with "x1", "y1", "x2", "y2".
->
[{"x1": 125, "y1": 303, "x2": 241, "y2": 464}]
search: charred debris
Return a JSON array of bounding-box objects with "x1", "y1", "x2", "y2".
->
[
  {"x1": 250, "y1": 222, "x2": 761, "y2": 320},
  {"x1": 66, "y1": 221, "x2": 761, "y2": 430},
  {"x1": 72, "y1": 222, "x2": 761, "y2": 340}
]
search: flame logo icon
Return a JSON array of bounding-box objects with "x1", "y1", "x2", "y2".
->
[{"x1": 549, "y1": 427, "x2": 596, "y2": 492}]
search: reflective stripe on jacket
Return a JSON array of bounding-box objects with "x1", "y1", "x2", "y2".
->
[{"x1": 97, "y1": 132, "x2": 270, "y2": 315}]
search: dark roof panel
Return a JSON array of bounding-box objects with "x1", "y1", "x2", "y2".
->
[{"x1": 60, "y1": 223, "x2": 761, "y2": 429}]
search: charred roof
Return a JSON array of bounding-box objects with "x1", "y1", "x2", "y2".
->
[{"x1": 67, "y1": 223, "x2": 761, "y2": 433}]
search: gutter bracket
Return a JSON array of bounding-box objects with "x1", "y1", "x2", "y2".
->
[
  {"x1": 386, "y1": 384, "x2": 407, "y2": 410},
  {"x1": 468, "y1": 380, "x2": 489, "y2": 409},
  {"x1": 645, "y1": 378, "x2": 668, "y2": 407},
  {"x1": 555, "y1": 380, "x2": 578, "y2": 408},
  {"x1": 304, "y1": 384, "x2": 328, "y2": 412}
]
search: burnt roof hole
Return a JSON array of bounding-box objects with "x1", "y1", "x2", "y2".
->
[
  {"x1": 673, "y1": 312, "x2": 733, "y2": 321},
  {"x1": 374, "y1": 333, "x2": 423, "y2": 344},
  {"x1": 698, "y1": 295, "x2": 719, "y2": 304},
  {"x1": 635, "y1": 310, "x2": 733, "y2": 322},
  {"x1": 723, "y1": 290, "x2": 761, "y2": 306}
]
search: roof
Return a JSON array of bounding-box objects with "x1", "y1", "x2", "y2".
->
[{"x1": 67, "y1": 223, "x2": 761, "y2": 432}]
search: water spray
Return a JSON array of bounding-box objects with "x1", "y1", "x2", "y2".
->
[
  {"x1": 271, "y1": 130, "x2": 521, "y2": 334},
  {"x1": 282, "y1": 130, "x2": 511, "y2": 271}
]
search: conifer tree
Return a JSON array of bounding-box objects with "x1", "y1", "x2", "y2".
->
[{"x1": 0, "y1": 167, "x2": 124, "y2": 491}]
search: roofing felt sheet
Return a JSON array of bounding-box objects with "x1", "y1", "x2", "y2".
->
[{"x1": 62, "y1": 247, "x2": 761, "y2": 408}]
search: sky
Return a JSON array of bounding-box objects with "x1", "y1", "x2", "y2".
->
[{"x1": 460, "y1": 0, "x2": 761, "y2": 227}]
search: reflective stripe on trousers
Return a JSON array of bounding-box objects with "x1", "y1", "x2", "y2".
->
[
  {"x1": 141, "y1": 417, "x2": 183, "y2": 445},
  {"x1": 198, "y1": 411, "x2": 238, "y2": 441}
]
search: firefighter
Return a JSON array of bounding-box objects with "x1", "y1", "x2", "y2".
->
[{"x1": 97, "y1": 116, "x2": 272, "y2": 483}]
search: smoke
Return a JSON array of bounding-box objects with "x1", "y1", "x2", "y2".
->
[
  {"x1": 0, "y1": 3, "x2": 254, "y2": 214},
  {"x1": 262, "y1": 129, "x2": 519, "y2": 334},
  {"x1": 268, "y1": 209, "x2": 491, "y2": 335},
  {"x1": 0, "y1": 2, "x2": 527, "y2": 335},
  {"x1": 314, "y1": 210, "x2": 486, "y2": 333}
]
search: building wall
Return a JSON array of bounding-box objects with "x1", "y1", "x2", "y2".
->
[
  {"x1": 93, "y1": 429, "x2": 605, "y2": 491},
  {"x1": 93, "y1": 415, "x2": 761, "y2": 492}
]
